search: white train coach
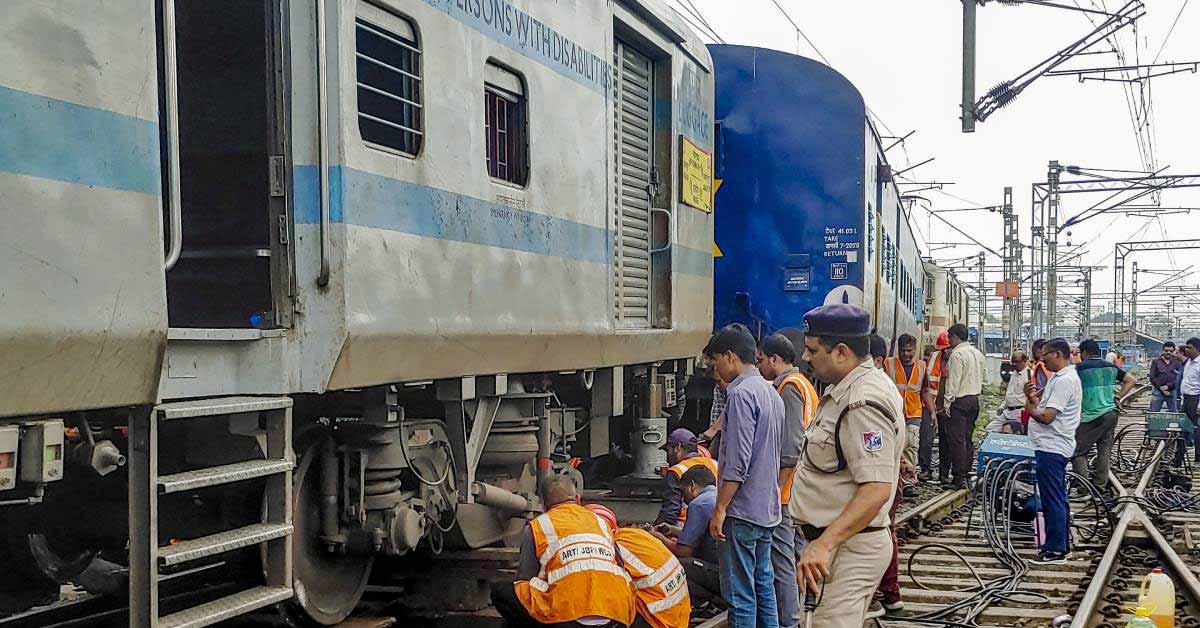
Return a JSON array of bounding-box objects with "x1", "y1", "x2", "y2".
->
[{"x1": 0, "y1": 0, "x2": 715, "y2": 625}]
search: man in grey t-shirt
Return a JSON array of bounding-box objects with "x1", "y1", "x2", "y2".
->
[{"x1": 1023, "y1": 338, "x2": 1081, "y2": 565}]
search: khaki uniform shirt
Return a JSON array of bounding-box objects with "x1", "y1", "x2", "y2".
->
[{"x1": 789, "y1": 360, "x2": 904, "y2": 529}]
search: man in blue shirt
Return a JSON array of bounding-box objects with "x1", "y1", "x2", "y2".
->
[
  {"x1": 703, "y1": 324, "x2": 783, "y2": 628},
  {"x1": 653, "y1": 465, "x2": 723, "y2": 606}
]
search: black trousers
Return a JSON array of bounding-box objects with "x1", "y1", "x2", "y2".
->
[
  {"x1": 945, "y1": 396, "x2": 980, "y2": 481},
  {"x1": 681, "y1": 557, "x2": 725, "y2": 605},
  {"x1": 1071, "y1": 410, "x2": 1117, "y2": 489},
  {"x1": 491, "y1": 582, "x2": 623, "y2": 628},
  {"x1": 919, "y1": 410, "x2": 936, "y2": 473},
  {"x1": 936, "y1": 411, "x2": 951, "y2": 479},
  {"x1": 1175, "y1": 394, "x2": 1200, "y2": 465}
]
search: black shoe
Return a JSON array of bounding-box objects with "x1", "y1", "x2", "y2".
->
[
  {"x1": 917, "y1": 471, "x2": 933, "y2": 481},
  {"x1": 1031, "y1": 550, "x2": 1070, "y2": 565},
  {"x1": 938, "y1": 476, "x2": 950, "y2": 485}
]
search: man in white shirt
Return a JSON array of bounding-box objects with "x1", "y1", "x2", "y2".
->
[
  {"x1": 1023, "y1": 338, "x2": 1081, "y2": 565},
  {"x1": 1178, "y1": 337, "x2": 1200, "y2": 464},
  {"x1": 941, "y1": 324, "x2": 985, "y2": 488},
  {"x1": 986, "y1": 350, "x2": 1031, "y2": 434}
]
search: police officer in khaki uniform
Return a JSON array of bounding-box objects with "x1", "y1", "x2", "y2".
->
[{"x1": 789, "y1": 304, "x2": 904, "y2": 627}]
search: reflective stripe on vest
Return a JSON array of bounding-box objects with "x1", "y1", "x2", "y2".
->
[
  {"x1": 516, "y1": 504, "x2": 636, "y2": 625},
  {"x1": 926, "y1": 352, "x2": 944, "y2": 388},
  {"x1": 614, "y1": 528, "x2": 691, "y2": 628},
  {"x1": 884, "y1": 357, "x2": 925, "y2": 418},
  {"x1": 667, "y1": 455, "x2": 718, "y2": 524}
]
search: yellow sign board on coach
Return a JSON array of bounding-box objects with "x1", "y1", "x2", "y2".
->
[{"x1": 680, "y1": 137, "x2": 713, "y2": 213}]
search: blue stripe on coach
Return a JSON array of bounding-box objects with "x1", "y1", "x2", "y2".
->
[
  {"x1": 0, "y1": 85, "x2": 160, "y2": 195},
  {"x1": 294, "y1": 165, "x2": 712, "y2": 277}
]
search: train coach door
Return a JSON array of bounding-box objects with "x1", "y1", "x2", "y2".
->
[
  {"x1": 160, "y1": 0, "x2": 294, "y2": 330},
  {"x1": 613, "y1": 38, "x2": 671, "y2": 329}
]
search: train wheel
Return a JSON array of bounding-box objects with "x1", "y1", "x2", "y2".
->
[{"x1": 290, "y1": 428, "x2": 373, "y2": 625}]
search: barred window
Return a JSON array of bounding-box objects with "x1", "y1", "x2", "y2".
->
[
  {"x1": 484, "y1": 63, "x2": 528, "y2": 186},
  {"x1": 355, "y1": 9, "x2": 423, "y2": 155}
]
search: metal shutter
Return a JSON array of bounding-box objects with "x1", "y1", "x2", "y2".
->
[{"x1": 613, "y1": 40, "x2": 654, "y2": 328}]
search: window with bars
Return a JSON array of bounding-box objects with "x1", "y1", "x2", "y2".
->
[
  {"x1": 355, "y1": 9, "x2": 423, "y2": 156},
  {"x1": 484, "y1": 63, "x2": 528, "y2": 186}
]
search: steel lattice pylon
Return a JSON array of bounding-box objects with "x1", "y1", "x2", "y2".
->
[{"x1": 1113, "y1": 239, "x2": 1200, "y2": 346}]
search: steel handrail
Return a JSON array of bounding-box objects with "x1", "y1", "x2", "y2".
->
[
  {"x1": 162, "y1": 0, "x2": 183, "y2": 271},
  {"x1": 315, "y1": 0, "x2": 331, "y2": 287}
]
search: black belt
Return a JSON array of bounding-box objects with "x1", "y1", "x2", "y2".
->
[
  {"x1": 1005, "y1": 405, "x2": 1024, "y2": 410},
  {"x1": 799, "y1": 524, "x2": 886, "y2": 541}
]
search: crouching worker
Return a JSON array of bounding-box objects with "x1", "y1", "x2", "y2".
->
[
  {"x1": 656, "y1": 428, "x2": 718, "y2": 526},
  {"x1": 585, "y1": 505, "x2": 691, "y2": 628},
  {"x1": 650, "y1": 465, "x2": 724, "y2": 608},
  {"x1": 492, "y1": 476, "x2": 636, "y2": 628}
]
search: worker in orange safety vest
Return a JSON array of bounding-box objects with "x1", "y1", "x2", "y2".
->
[
  {"x1": 756, "y1": 332, "x2": 819, "y2": 628},
  {"x1": 491, "y1": 476, "x2": 636, "y2": 628},
  {"x1": 883, "y1": 333, "x2": 927, "y2": 476},
  {"x1": 656, "y1": 429, "x2": 717, "y2": 526},
  {"x1": 919, "y1": 332, "x2": 951, "y2": 482},
  {"x1": 586, "y1": 504, "x2": 691, "y2": 628}
]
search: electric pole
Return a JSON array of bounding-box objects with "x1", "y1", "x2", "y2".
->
[
  {"x1": 1081, "y1": 266, "x2": 1092, "y2": 339},
  {"x1": 1169, "y1": 296, "x2": 1178, "y2": 338},
  {"x1": 961, "y1": 0, "x2": 977, "y2": 133},
  {"x1": 1045, "y1": 161, "x2": 1062, "y2": 339},
  {"x1": 978, "y1": 252, "x2": 986, "y2": 350},
  {"x1": 1002, "y1": 187, "x2": 1020, "y2": 354},
  {"x1": 1129, "y1": 261, "x2": 1139, "y2": 349}
]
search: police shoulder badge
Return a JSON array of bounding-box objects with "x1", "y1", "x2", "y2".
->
[{"x1": 862, "y1": 430, "x2": 883, "y2": 452}]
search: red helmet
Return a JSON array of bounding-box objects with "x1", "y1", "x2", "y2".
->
[
  {"x1": 935, "y1": 332, "x2": 951, "y2": 350},
  {"x1": 584, "y1": 503, "x2": 619, "y2": 531}
]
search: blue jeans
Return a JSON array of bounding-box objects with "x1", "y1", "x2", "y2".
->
[
  {"x1": 1151, "y1": 388, "x2": 1180, "y2": 413},
  {"x1": 770, "y1": 522, "x2": 801, "y2": 628},
  {"x1": 1035, "y1": 451, "x2": 1069, "y2": 553},
  {"x1": 720, "y1": 518, "x2": 779, "y2": 628}
]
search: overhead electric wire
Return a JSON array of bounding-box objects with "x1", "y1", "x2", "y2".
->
[
  {"x1": 1152, "y1": 0, "x2": 1191, "y2": 63},
  {"x1": 668, "y1": 1, "x2": 725, "y2": 43},
  {"x1": 681, "y1": 0, "x2": 726, "y2": 43},
  {"x1": 670, "y1": 0, "x2": 726, "y2": 44}
]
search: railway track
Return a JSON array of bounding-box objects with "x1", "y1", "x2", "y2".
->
[
  {"x1": 881, "y1": 400, "x2": 1200, "y2": 628},
  {"x1": 7, "y1": 399, "x2": 1198, "y2": 628}
]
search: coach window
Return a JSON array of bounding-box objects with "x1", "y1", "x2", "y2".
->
[
  {"x1": 484, "y1": 62, "x2": 529, "y2": 186},
  {"x1": 355, "y1": 8, "x2": 423, "y2": 156}
]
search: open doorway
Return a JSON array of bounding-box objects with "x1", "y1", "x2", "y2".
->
[{"x1": 164, "y1": 0, "x2": 292, "y2": 329}]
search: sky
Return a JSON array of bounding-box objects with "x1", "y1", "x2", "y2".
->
[{"x1": 673, "y1": 0, "x2": 1200, "y2": 335}]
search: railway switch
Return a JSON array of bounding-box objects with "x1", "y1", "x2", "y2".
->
[
  {"x1": 0, "y1": 425, "x2": 18, "y2": 490},
  {"x1": 19, "y1": 419, "x2": 65, "y2": 484}
]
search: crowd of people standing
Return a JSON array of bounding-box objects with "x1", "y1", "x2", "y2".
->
[{"x1": 492, "y1": 313, "x2": 1200, "y2": 628}]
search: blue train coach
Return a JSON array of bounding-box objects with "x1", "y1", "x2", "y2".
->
[{"x1": 709, "y1": 45, "x2": 925, "y2": 346}]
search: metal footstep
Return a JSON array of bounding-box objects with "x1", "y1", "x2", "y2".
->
[{"x1": 129, "y1": 396, "x2": 295, "y2": 628}]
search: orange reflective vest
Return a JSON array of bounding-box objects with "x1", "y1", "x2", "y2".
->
[
  {"x1": 515, "y1": 504, "x2": 636, "y2": 625},
  {"x1": 925, "y1": 351, "x2": 944, "y2": 391},
  {"x1": 775, "y1": 371, "x2": 819, "y2": 505},
  {"x1": 666, "y1": 455, "x2": 718, "y2": 524},
  {"x1": 883, "y1": 357, "x2": 926, "y2": 419},
  {"x1": 614, "y1": 528, "x2": 691, "y2": 628}
]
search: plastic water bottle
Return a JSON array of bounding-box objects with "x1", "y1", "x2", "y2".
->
[
  {"x1": 1137, "y1": 568, "x2": 1175, "y2": 628},
  {"x1": 1124, "y1": 605, "x2": 1157, "y2": 628}
]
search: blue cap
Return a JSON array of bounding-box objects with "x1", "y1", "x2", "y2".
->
[
  {"x1": 802, "y1": 304, "x2": 872, "y2": 337},
  {"x1": 661, "y1": 428, "x2": 698, "y2": 449}
]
